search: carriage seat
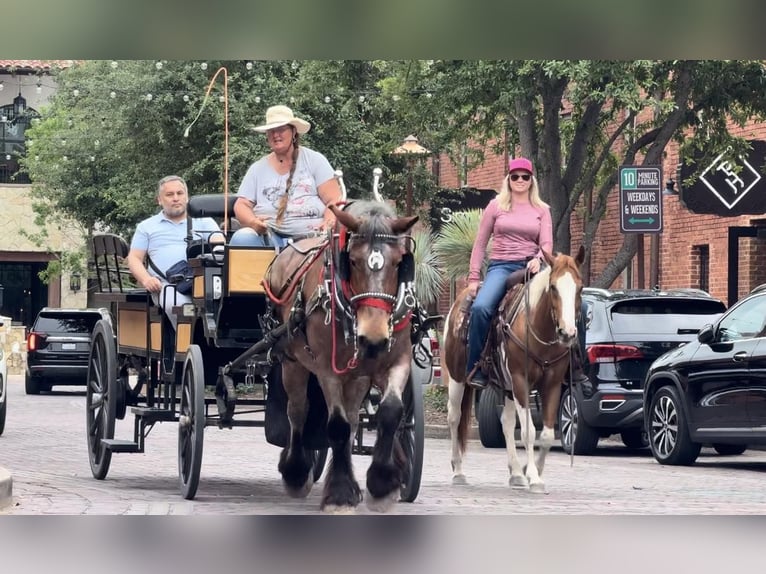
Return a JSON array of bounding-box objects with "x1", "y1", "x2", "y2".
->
[{"x1": 91, "y1": 233, "x2": 148, "y2": 302}]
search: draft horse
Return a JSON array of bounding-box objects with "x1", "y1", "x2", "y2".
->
[
  {"x1": 443, "y1": 246, "x2": 585, "y2": 493},
  {"x1": 264, "y1": 200, "x2": 419, "y2": 512}
]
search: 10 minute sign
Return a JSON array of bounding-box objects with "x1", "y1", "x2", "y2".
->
[{"x1": 619, "y1": 166, "x2": 663, "y2": 233}]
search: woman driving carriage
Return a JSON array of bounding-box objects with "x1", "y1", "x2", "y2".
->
[
  {"x1": 465, "y1": 157, "x2": 553, "y2": 390},
  {"x1": 230, "y1": 105, "x2": 342, "y2": 248}
]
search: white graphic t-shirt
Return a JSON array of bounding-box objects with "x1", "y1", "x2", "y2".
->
[{"x1": 236, "y1": 147, "x2": 334, "y2": 236}]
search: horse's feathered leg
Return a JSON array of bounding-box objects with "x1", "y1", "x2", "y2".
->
[
  {"x1": 366, "y1": 359, "x2": 410, "y2": 512},
  {"x1": 318, "y1": 375, "x2": 362, "y2": 513},
  {"x1": 278, "y1": 360, "x2": 314, "y2": 498}
]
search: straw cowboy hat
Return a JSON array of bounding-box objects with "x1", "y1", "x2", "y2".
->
[{"x1": 252, "y1": 105, "x2": 311, "y2": 134}]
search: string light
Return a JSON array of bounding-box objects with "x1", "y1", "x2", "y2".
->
[
  {"x1": 200, "y1": 62, "x2": 208, "y2": 71},
  {"x1": 72, "y1": 89, "x2": 79, "y2": 97},
  {"x1": 110, "y1": 91, "x2": 116, "y2": 98},
  {"x1": 324, "y1": 96, "x2": 331, "y2": 103},
  {"x1": 183, "y1": 95, "x2": 189, "y2": 102},
  {"x1": 145, "y1": 93, "x2": 153, "y2": 101},
  {"x1": 255, "y1": 96, "x2": 261, "y2": 103},
  {"x1": 110, "y1": 61, "x2": 118, "y2": 69},
  {"x1": 246, "y1": 62, "x2": 253, "y2": 70},
  {"x1": 155, "y1": 61, "x2": 163, "y2": 70}
]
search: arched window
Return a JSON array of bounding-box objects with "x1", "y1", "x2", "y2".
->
[{"x1": 0, "y1": 102, "x2": 39, "y2": 184}]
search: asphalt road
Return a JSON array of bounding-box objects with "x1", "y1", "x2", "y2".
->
[{"x1": 3, "y1": 374, "x2": 766, "y2": 515}]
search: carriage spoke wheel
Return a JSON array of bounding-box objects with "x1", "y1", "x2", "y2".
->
[
  {"x1": 178, "y1": 344, "x2": 206, "y2": 500},
  {"x1": 86, "y1": 320, "x2": 117, "y2": 480},
  {"x1": 309, "y1": 448, "x2": 328, "y2": 483},
  {"x1": 397, "y1": 374, "x2": 424, "y2": 503}
]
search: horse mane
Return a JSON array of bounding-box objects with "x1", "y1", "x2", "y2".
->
[
  {"x1": 345, "y1": 200, "x2": 400, "y2": 243},
  {"x1": 526, "y1": 266, "x2": 551, "y2": 310}
]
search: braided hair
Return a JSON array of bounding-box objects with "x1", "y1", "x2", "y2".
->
[{"x1": 275, "y1": 132, "x2": 300, "y2": 224}]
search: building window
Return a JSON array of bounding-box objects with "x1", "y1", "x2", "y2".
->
[
  {"x1": 0, "y1": 102, "x2": 37, "y2": 184},
  {"x1": 693, "y1": 244, "x2": 710, "y2": 292}
]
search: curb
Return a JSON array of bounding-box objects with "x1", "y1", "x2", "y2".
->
[{"x1": 0, "y1": 466, "x2": 12, "y2": 510}]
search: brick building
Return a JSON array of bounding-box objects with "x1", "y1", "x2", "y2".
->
[{"x1": 434, "y1": 119, "x2": 766, "y2": 313}]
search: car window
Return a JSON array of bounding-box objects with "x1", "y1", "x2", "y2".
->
[
  {"x1": 608, "y1": 299, "x2": 726, "y2": 335},
  {"x1": 718, "y1": 295, "x2": 766, "y2": 342},
  {"x1": 35, "y1": 313, "x2": 101, "y2": 333}
]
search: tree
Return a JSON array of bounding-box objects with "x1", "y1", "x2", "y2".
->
[{"x1": 412, "y1": 60, "x2": 766, "y2": 287}]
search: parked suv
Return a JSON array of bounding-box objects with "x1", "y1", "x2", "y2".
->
[
  {"x1": 645, "y1": 286, "x2": 766, "y2": 465},
  {"x1": 25, "y1": 307, "x2": 111, "y2": 394},
  {"x1": 476, "y1": 287, "x2": 726, "y2": 454}
]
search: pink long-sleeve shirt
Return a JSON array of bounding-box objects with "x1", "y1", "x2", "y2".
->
[{"x1": 468, "y1": 198, "x2": 553, "y2": 282}]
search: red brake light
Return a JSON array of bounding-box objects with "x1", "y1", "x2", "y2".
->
[
  {"x1": 587, "y1": 344, "x2": 643, "y2": 363},
  {"x1": 27, "y1": 332, "x2": 47, "y2": 352}
]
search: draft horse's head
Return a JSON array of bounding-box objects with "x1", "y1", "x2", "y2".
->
[
  {"x1": 329, "y1": 202, "x2": 419, "y2": 357},
  {"x1": 537, "y1": 245, "x2": 585, "y2": 346}
]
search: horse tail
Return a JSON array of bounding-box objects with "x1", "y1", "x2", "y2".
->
[{"x1": 457, "y1": 383, "x2": 474, "y2": 453}]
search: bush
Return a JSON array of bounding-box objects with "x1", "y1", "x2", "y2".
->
[{"x1": 424, "y1": 384, "x2": 448, "y2": 413}]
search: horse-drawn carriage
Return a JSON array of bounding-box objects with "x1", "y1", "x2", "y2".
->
[{"x1": 86, "y1": 184, "x2": 438, "y2": 511}]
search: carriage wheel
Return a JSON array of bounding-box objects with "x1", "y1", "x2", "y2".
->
[
  {"x1": 398, "y1": 374, "x2": 424, "y2": 503},
  {"x1": 310, "y1": 448, "x2": 329, "y2": 483},
  {"x1": 178, "y1": 344, "x2": 205, "y2": 500},
  {"x1": 86, "y1": 320, "x2": 118, "y2": 480}
]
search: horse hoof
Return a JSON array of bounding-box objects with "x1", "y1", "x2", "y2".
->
[
  {"x1": 452, "y1": 474, "x2": 468, "y2": 485},
  {"x1": 509, "y1": 475, "x2": 529, "y2": 489},
  {"x1": 283, "y1": 478, "x2": 314, "y2": 499},
  {"x1": 322, "y1": 504, "x2": 357, "y2": 515},
  {"x1": 366, "y1": 489, "x2": 398, "y2": 513},
  {"x1": 528, "y1": 482, "x2": 546, "y2": 494}
]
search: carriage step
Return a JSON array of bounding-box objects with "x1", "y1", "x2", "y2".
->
[
  {"x1": 130, "y1": 406, "x2": 178, "y2": 422},
  {"x1": 101, "y1": 439, "x2": 141, "y2": 453}
]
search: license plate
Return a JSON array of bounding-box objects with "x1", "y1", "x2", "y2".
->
[{"x1": 62, "y1": 343, "x2": 76, "y2": 350}]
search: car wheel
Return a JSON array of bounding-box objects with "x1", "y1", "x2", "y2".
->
[
  {"x1": 559, "y1": 387, "x2": 599, "y2": 455},
  {"x1": 476, "y1": 387, "x2": 506, "y2": 448},
  {"x1": 25, "y1": 372, "x2": 40, "y2": 395},
  {"x1": 647, "y1": 385, "x2": 701, "y2": 465},
  {"x1": 620, "y1": 428, "x2": 649, "y2": 449},
  {"x1": 713, "y1": 443, "x2": 747, "y2": 456}
]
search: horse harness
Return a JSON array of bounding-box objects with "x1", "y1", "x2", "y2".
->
[{"x1": 263, "y1": 221, "x2": 417, "y2": 371}]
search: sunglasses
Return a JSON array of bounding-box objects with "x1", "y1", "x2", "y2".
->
[{"x1": 509, "y1": 173, "x2": 532, "y2": 182}]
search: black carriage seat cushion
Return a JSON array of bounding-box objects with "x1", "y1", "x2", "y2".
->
[{"x1": 187, "y1": 194, "x2": 239, "y2": 259}]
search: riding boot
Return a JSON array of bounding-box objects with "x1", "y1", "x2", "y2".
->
[{"x1": 466, "y1": 364, "x2": 489, "y2": 390}]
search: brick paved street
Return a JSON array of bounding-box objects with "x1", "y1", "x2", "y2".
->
[{"x1": 3, "y1": 374, "x2": 766, "y2": 514}]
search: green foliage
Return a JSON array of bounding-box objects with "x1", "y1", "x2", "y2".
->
[
  {"x1": 433, "y1": 209, "x2": 485, "y2": 279},
  {"x1": 424, "y1": 384, "x2": 448, "y2": 413},
  {"x1": 411, "y1": 226, "x2": 444, "y2": 307}
]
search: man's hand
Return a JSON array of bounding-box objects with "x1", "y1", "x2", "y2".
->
[{"x1": 141, "y1": 275, "x2": 164, "y2": 293}]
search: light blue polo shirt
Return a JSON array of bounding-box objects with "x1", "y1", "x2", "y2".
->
[{"x1": 130, "y1": 212, "x2": 219, "y2": 278}]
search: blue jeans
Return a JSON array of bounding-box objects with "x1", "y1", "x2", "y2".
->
[
  {"x1": 229, "y1": 228, "x2": 288, "y2": 248},
  {"x1": 466, "y1": 259, "x2": 525, "y2": 376}
]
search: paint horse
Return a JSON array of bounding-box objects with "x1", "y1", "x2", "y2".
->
[
  {"x1": 443, "y1": 247, "x2": 584, "y2": 493},
  {"x1": 264, "y1": 200, "x2": 419, "y2": 512}
]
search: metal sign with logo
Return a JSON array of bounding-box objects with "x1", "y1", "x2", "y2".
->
[
  {"x1": 619, "y1": 166, "x2": 663, "y2": 233},
  {"x1": 680, "y1": 140, "x2": 766, "y2": 215}
]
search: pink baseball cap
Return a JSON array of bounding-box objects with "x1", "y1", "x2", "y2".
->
[{"x1": 508, "y1": 157, "x2": 533, "y2": 174}]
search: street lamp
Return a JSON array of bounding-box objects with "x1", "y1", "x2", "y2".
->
[{"x1": 392, "y1": 135, "x2": 430, "y2": 216}]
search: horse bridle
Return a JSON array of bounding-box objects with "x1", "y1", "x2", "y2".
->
[{"x1": 331, "y1": 227, "x2": 416, "y2": 338}]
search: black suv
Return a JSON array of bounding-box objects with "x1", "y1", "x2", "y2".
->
[
  {"x1": 476, "y1": 287, "x2": 726, "y2": 454},
  {"x1": 645, "y1": 286, "x2": 766, "y2": 465},
  {"x1": 25, "y1": 307, "x2": 111, "y2": 394}
]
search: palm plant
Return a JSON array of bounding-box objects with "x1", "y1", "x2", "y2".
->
[
  {"x1": 411, "y1": 226, "x2": 444, "y2": 307},
  {"x1": 433, "y1": 210, "x2": 487, "y2": 280}
]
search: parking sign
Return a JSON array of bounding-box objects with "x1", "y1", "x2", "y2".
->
[{"x1": 619, "y1": 166, "x2": 663, "y2": 233}]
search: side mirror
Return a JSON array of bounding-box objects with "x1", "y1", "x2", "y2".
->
[{"x1": 697, "y1": 323, "x2": 714, "y2": 344}]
